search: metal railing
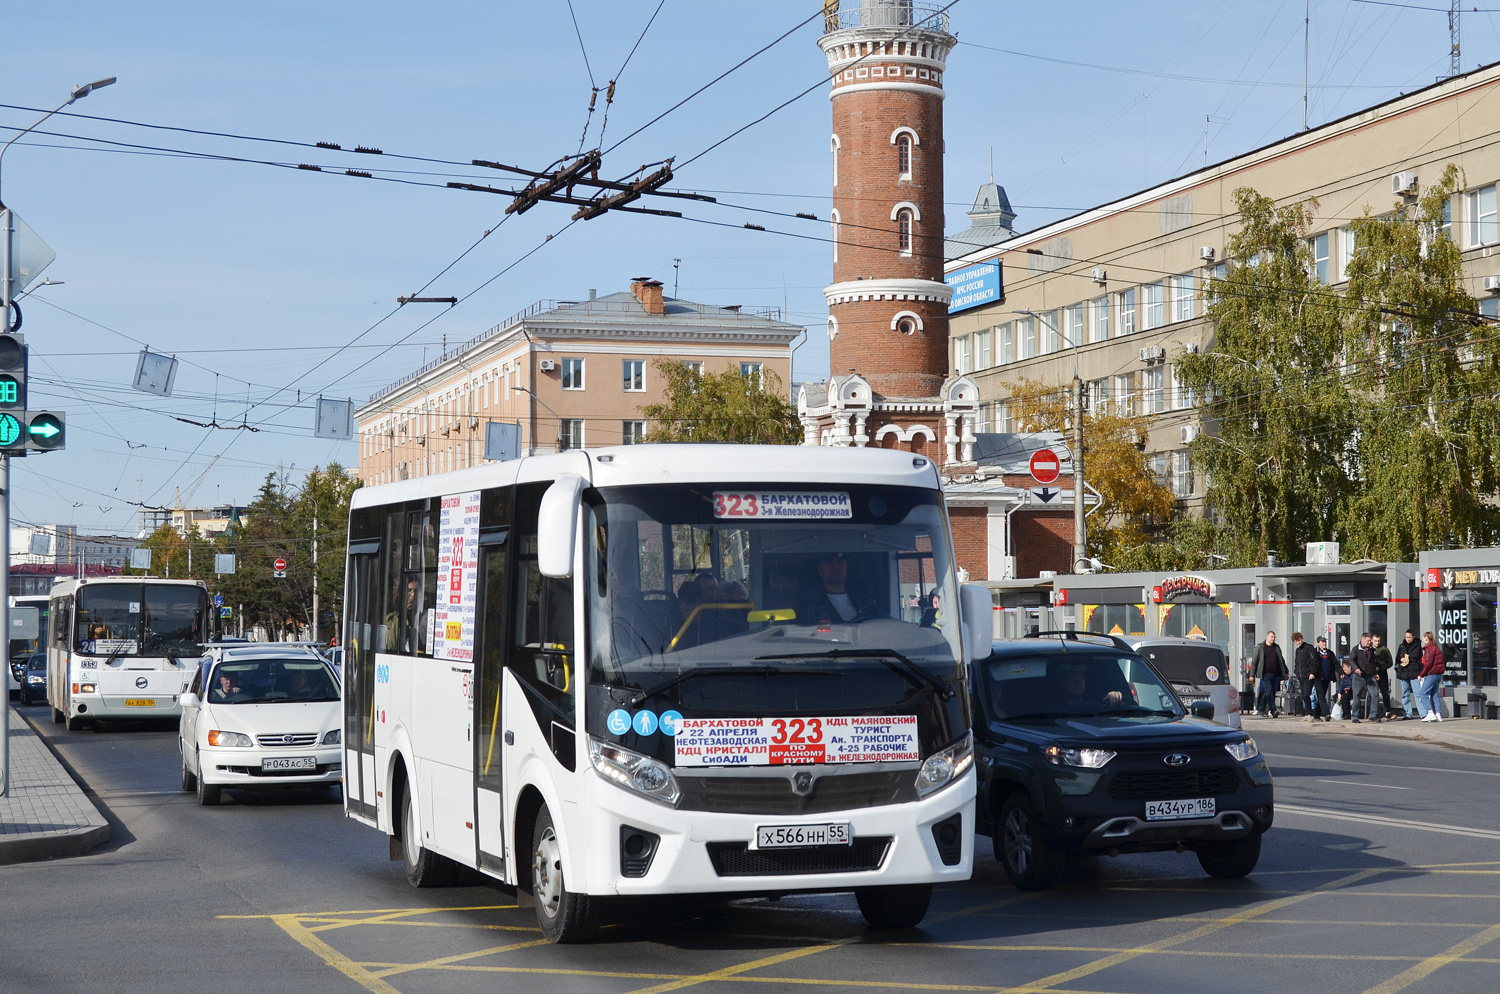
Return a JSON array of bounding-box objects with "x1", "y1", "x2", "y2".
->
[{"x1": 824, "y1": 1, "x2": 950, "y2": 34}]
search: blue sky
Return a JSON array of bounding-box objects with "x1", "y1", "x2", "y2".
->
[{"x1": 2, "y1": 0, "x2": 1493, "y2": 536}]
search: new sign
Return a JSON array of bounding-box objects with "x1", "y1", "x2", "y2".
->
[{"x1": 946, "y1": 261, "x2": 1003, "y2": 313}]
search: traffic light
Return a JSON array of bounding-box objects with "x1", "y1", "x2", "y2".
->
[
  {"x1": 0, "y1": 335, "x2": 63, "y2": 455},
  {"x1": 0, "y1": 333, "x2": 25, "y2": 415},
  {"x1": 25, "y1": 411, "x2": 63, "y2": 451}
]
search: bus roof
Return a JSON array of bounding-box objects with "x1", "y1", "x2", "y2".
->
[{"x1": 350, "y1": 444, "x2": 942, "y2": 510}]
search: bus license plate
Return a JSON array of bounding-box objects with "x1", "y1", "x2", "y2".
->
[
  {"x1": 1145, "y1": 798, "x2": 1215, "y2": 821},
  {"x1": 262, "y1": 756, "x2": 316, "y2": 772},
  {"x1": 753, "y1": 822, "x2": 852, "y2": 849},
  {"x1": 124, "y1": 698, "x2": 155, "y2": 707}
]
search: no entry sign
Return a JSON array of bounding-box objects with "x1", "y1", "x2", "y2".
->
[
  {"x1": 1029, "y1": 448, "x2": 1062, "y2": 485},
  {"x1": 273, "y1": 557, "x2": 287, "y2": 571}
]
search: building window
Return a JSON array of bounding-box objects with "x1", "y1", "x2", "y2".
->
[
  {"x1": 1309, "y1": 233, "x2": 1330, "y2": 283},
  {"x1": 1091, "y1": 295, "x2": 1110, "y2": 343},
  {"x1": 1481, "y1": 296, "x2": 1499, "y2": 320},
  {"x1": 1037, "y1": 310, "x2": 1059, "y2": 354},
  {"x1": 1149, "y1": 452, "x2": 1169, "y2": 487},
  {"x1": 1114, "y1": 373, "x2": 1135, "y2": 416},
  {"x1": 1143, "y1": 282, "x2": 1164, "y2": 330},
  {"x1": 559, "y1": 419, "x2": 585, "y2": 450},
  {"x1": 974, "y1": 328, "x2": 992, "y2": 369},
  {"x1": 1171, "y1": 273, "x2": 1196, "y2": 321},
  {"x1": 1441, "y1": 197, "x2": 1453, "y2": 242},
  {"x1": 1144, "y1": 367, "x2": 1166, "y2": 414},
  {"x1": 830, "y1": 209, "x2": 840, "y2": 263},
  {"x1": 1064, "y1": 303, "x2": 1085, "y2": 350},
  {"x1": 1338, "y1": 227, "x2": 1357, "y2": 281},
  {"x1": 1090, "y1": 377, "x2": 1110, "y2": 414},
  {"x1": 740, "y1": 361, "x2": 764, "y2": 387},
  {"x1": 897, "y1": 208, "x2": 914, "y2": 256},
  {"x1": 1467, "y1": 185, "x2": 1498, "y2": 247},
  {"x1": 896, "y1": 134, "x2": 912, "y2": 178},
  {"x1": 1116, "y1": 288, "x2": 1136, "y2": 336},
  {"x1": 1172, "y1": 364, "x2": 1194, "y2": 409},
  {"x1": 973, "y1": 405, "x2": 988, "y2": 434},
  {"x1": 561, "y1": 357, "x2": 585, "y2": 390},
  {"x1": 622, "y1": 420, "x2": 646, "y2": 445},
  {"x1": 1018, "y1": 316, "x2": 1036, "y2": 359},
  {"x1": 622, "y1": 359, "x2": 645, "y2": 392},
  {"x1": 831, "y1": 134, "x2": 839, "y2": 187},
  {"x1": 995, "y1": 402, "x2": 1012, "y2": 433},
  {"x1": 998, "y1": 322, "x2": 1014, "y2": 364},
  {"x1": 1172, "y1": 451, "x2": 1193, "y2": 497},
  {"x1": 681, "y1": 360, "x2": 703, "y2": 377},
  {"x1": 954, "y1": 335, "x2": 972, "y2": 374}
]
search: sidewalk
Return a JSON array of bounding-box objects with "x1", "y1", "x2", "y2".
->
[
  {"x1": 0, "y1": 705, "x2": 109, "y2": 864},
  {"x1": 1241, "y1": 709, "x2": 1500, "y2": 755}
]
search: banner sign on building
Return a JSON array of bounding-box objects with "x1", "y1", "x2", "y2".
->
[
  {"x1": 432, "y1": 490, "x2": 481, "y2": 662},
  {"x1": 946, "y1": 261, "x2": 1003, "y2": 313}
]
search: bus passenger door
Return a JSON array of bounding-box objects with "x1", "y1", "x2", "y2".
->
[
  {"x1": 474, "y1": 538, "x2": 508, "y2": 875},
  {"x1": 344, "y1": 547, "x2": 381, "y2": 823}
]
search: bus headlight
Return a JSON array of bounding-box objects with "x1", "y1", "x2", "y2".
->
[
  {"x1": 916, "y1": 733, "x2": 974, "y2": 797},
  {"x1": 321, "y1": 729, "x2": 341, "y2": 745},
  {"x1": 588, "y1": 737, "x2": 681, "y2": 806},
  {"x1": 207, "y1": 729, "x2": 253, "y2": 748}
]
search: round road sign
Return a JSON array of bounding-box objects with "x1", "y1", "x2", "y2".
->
[
  {"x1": 273, "y1": 557, "x2": 287, "y2": 571},
  {"x1": 1029, "y1": 448, "x2": 1062, "y2": 485}
]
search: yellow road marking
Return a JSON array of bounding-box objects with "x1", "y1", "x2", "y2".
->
[
  {"x1": 889, "y1": 942, "x2": 1500, "y2": 963},
  {"x1": 368, "y1": 938, "x2": 552, "y2": 979},
  {"x1": 220, "y1": 904, "x2": 515, "y2": 919},
  {"x1": 620, "y1": 942, "x2": 843, "y2": 994},
  {"x1": 270, "y1": 913, "x2": 406, "y2": 994},
  {"x1": 1359, "y1": 923, "x2": 1500, "y2": 994}
]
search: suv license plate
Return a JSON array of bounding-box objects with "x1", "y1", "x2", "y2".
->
[
  {"x1": 1146, "y1": 798, "x2": 1215, "y2": 821},
  {"x1": 262, "y1": 756, "x2": 316, "y2": 772},
  {"x1": 753, "y1": 822, "x2": 852, "y2": 849}
]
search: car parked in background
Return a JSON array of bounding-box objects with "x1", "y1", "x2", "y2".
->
[
  {"x1": 178, "y1": 644, "x2": 342, "y2": 806},
  {"x1": 19, "y1": 649, "x2": 47, "y2": 706},
  {"x1": 1125, "y1": 636, "x2": 1240, "y2": 729},
  {"x1": 971, "y1": 631, "x2": 1274, "y2": 890}
]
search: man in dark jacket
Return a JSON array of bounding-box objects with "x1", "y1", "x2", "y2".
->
[
  {"x1": 1291, "y1": 633, "x2": 1319, "y2": 721},
  {"x1": 1393, "y1": 630, "x2": 1423, "y2": 719},
  {"x1": 1372, "y1": 633, "x2": 1394, "y2": 718},
  {"x1": 1308, "y1": 635, "x2": 1339, "y2": 722},
  {"x1": 1250, "y1": 631, "x2": 1286, "y2": 717},
  {"x1": 1349, "y1": 632, "x2": 1381, "y2": 723}
]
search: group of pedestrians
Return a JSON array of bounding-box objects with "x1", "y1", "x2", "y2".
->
[{"x1": 1247, "y1": 629, "x2": 1449, "y2": 723}]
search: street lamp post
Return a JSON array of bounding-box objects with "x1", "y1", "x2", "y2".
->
[
  {"x1": 1018, "y1": 309, "x2": 1088, "y2": 573},
  {"x1": 514, "y1": 385, "x2": 566, "y2": 451},
  {"x1": 0, "y1": 75, "x2": 115, "y2": 799}
]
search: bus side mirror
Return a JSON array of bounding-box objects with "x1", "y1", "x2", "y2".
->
[
  {"x1": 538, "y1": 475, "x2": 586, "y2": 578},
  {"x1": 959, "y1": 582, "x2": 993, "y2": 664}
]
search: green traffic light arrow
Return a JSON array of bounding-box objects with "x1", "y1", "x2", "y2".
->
[{"x1": 28, "y1": 420, "x2": 59, "y2": 439}]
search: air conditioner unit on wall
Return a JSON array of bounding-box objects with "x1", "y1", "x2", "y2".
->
[
  {"x1": 1180, "y1": 425, "x2": 1200, "y2": 443},
  {"x1": 1484, "y1": 275, "x2": 1500, "y2": 293},
  {"x1": 538, "y1": 358, "x2": 556, "y2": 371},
  {"x1": 1091, "y1": 267, "x2": 1107, "y2": 285},
  {"x1": 1391, "y1": 171, "x2": 1418, "y2": 196},
  {"x1": 1199, "y1": 246, "x2": 1216, "y2": 262},
  {"x1": 1182, "y1": 342, "x2": 1200, "y2": 354}
]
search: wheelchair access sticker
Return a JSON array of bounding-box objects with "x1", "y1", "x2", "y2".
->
[{"x1": 606, "y1": 709, "x2": 632, "y2": 736}]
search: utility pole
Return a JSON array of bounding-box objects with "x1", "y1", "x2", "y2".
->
[
  {"x1": 310, "y1": 510, "x2": 319, "y2": 643},
  {"x1": 1073, "y1": 374, "x2": 1087, "y2": 572}
]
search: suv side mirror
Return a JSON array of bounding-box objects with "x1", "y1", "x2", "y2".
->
[{"x1": 1189, "y1": 699, "x2": 1215, "y2": 721}]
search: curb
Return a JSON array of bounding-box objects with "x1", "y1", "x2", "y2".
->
[{"x1": 0, "y1": 707, "x2": 111, "y2": 866}]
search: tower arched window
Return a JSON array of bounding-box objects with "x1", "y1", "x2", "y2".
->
[
  {"x1": 830, "y1": 209, "x2": 840, "y2": 263},
  {"x1": 897, "y1": 208, "x2": 914, "y2": 256},
  {"x1": 831, "y1": 134, "x2": 840, "y2": 187},
  {"x1": 896, "y1": 134, "x2": 911, "y2": 178}
]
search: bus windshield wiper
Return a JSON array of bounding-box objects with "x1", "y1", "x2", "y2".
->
[
  {"x1": 628, "y1": 663, "x2": 823, "y2": 707},
  {"x1": 755, "y1": 648, "x2": 952, "y2": 701}
]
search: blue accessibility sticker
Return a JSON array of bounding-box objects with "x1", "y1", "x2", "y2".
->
[
  {"x1": 633, "y1": 710, "x2": 659, "y2": 736},
  {"x1": 606, "y1": 709, "x2": 632, "y2": 736},
  {"x1": 659, "y1": 710, "x2": 684, "y2": 737}
]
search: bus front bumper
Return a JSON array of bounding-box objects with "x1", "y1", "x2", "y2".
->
[{"x1": 69, "y1": 692, "x2": 184, "y2": 720}]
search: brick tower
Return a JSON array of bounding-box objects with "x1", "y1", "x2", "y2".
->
[{"x1": 820, "y1": 0, "x2": 955, "y2": 399}]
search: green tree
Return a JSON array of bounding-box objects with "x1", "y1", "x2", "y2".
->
[{"x1": 640, "y1": 361, "x2": 801, "y2": 444}]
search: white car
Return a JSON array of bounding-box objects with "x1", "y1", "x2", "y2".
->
[{"x1": 178, "y1": 645, "x2": 342, "y2": 805}]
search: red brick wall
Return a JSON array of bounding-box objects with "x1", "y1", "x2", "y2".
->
[
  {"x1": 1014, "y1": 512, "x2": 1073, "y2": 578},
  {"x1": 949, "y1": 505, "x2": 988, "y2": 580}
]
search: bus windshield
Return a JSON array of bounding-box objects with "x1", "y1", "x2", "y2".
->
[
  {"x1": 584, "y1": 483, "x2": 964, "y2": 721},
  {"x1": 75, "y1": 583, "x2": 209, "y2": 657}
]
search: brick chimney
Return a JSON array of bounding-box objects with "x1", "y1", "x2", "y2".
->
[{"x1": 630, "y1": 278, "x2": 666, "y2": 315}]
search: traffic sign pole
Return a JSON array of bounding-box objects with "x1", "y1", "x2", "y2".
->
[{"x1": 1, "y1": 209, "x2": 11, "y2": 797}]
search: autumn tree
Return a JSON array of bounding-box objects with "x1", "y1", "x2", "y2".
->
[{"x1": 640, "y1": 361, "x2": 801, "y2": 444}]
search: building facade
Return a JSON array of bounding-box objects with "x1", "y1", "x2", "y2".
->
[
  {"x1": 10, "y1": 525, "x2": 136, "y2": 569},
  {"x1": 945, "y1": 61, "x2": 1500, "y2": 510},
  {"x1": 355, "y1": 280, "x2": 799, "y2": 483}
]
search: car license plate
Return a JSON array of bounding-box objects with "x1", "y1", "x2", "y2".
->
[
  {"x1": 753, "y1": 822, "x2": 852, "y2": 849},
  {"x1": 1145, "y1": 797, "x2": 1215, "y2": 821},
  {"x1": 262, "y1": 756, "x2": 316, "y2": 772},
  {"x1": 124, "y1": 698, "x2": 155, "y2": 707}
]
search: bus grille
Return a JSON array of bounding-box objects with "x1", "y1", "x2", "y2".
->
[
  {"x1": 1108, "y1": 767, "x2": 1240, "y2": 800},
  {"x1": 256, "y1": 733, "x2": 319, "y2": 747},
  {"x1": 679, "y1": 771, "x2": 915, "y2": 815},
  {"x1": 706, "y1": 837, "x2": 891, "y2": 877}
]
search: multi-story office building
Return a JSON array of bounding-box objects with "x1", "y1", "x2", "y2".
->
[
  {"x1": 944, "y1": 60, "x2": 1500, "y2": 508},
  {"x1": 355, "y1": 280, "x2": 799, "y2": 483}
]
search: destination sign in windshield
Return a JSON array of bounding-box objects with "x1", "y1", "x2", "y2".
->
[
  {"x1": 673, "y1": 715, "x2": 919, "y2": 767},
  {"x1": 712, "y1": 492, "x2": 852, "y2": 520}
]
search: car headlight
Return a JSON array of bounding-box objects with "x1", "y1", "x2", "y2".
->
[
  {"x1": 207, "y1": 729, "x2": 253, "y2": 748},
  {"x1": 79, "y1": 683, "x2": 97, "y2": 694},
  {"x1": 27, "y1": 675, "x2": 44, "y2": 684},
  {"x1": 916, "y1": 733, "x2": 974, "y2": 797},
  {"x1": 588, "y1": 737, "x2": 680, "y2": 806},
  {"x1": 321, "y1": 729, "x2": 341, "y2": 745},
  {"x1": 1043, "y1": 745, "x2": 1117, "y2": 769},
  {"x1": 1224, "y1": 737, "x2": 1259, "y2": 762}
]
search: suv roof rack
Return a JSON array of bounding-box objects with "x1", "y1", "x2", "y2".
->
[{"x1": 1023, "y1": 629, "x2": 1135, "y2": 653}]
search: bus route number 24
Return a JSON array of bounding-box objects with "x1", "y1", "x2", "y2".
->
[{"x1": 770, "y1": 718, "x2": 822, "y2": 744}]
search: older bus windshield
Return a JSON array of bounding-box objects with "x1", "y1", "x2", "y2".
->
[{"x1": 75, "y1": 582, "x2": 210, "y2": 657}]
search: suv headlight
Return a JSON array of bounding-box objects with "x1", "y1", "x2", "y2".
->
[
  {"x1": 1224, "y1": 737, "x2": 1259, "y2": 762},
  {"x1": 916, "y1": 733, "x2": 974, "y2": 797},
  {"x1": 588, "y1": 737, "x2": 680, "y2": 806},
  {"x1": 1044, "y1": 745, "x2": 1116, "y2": 769},
  {"x1": 321, "y1": 729, "x2": 341, "y2": 745},
  {"x1": 207, "y1": 729, "x2": 253, "y2": 748}
]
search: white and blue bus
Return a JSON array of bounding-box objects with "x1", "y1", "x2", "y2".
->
[
  {"x1": 342, "y1": 444, "x2": 991, "y2": 941},
  {"x1": 47, "y1": 577, "x2": 214, "y2": 729}
]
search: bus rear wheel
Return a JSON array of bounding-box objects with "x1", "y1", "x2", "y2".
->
[
  {"x1": 855, "y1": 884, "x2": 933, "y2": 930},
  {"x1": 64, "y1": 710, "x2": 89, "y2": 732},
  {"x1": 401, "y1": 786, "x2": 456, "y2": 888},
  {"x1": 530, "y1": 805, "x2": 598, "y2": 943},
  {"x1": 52, "y1": 706, "x2": 63, "y2": 724}
]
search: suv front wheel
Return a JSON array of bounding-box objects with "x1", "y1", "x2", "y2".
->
[
  {"x1": 998, "y1": 793, "x2": 1065, "y2": 891},
  {"x1": 1195, "y1": 833, "x2": 1261, "y2": 879}
]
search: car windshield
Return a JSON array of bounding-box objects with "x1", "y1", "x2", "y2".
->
[
  {"x1": 75, "y1": 583, "x2": 209, "y2": 657},
  {"x1": 208, "y1": 658, "x2": 339, "y2": 704},
  {"x1": 584, "y1": 482, "x2": 963, "y2": 701},
  {"x1": 26, "y1": 652, "x2": 45, "y2": 672},
  {"x1": 979, "y1": 651, "x2": 1184, "y2": 721}
]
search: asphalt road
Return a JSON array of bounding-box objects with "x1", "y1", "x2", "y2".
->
[{"x1": 3, "y1": 707, "x2": 1498, "y2": 994}]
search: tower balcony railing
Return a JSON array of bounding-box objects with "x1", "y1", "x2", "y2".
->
[{"x1": 823, "y1": 1, "x2": 951, "y2": 35}]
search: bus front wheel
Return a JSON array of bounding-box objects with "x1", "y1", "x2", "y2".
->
[
  {"x1": 400, "y1": 786, "x2": 456, "y2": 888},
  {"x1": 530, "y1": 805, "x2": 598, "y2": 943},
  {"x1": 855, "y1": 883, "x2": 933, "y2": 930}
]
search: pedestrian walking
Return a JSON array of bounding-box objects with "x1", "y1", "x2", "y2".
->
[
  {"x1": 1394, "y1": 629, "x2": 1423, "y2": 719},
  {"x1": 1372, "y1": 633, "x2": 1394, "y2": 718},
  {"x1": 1418, "y1": 631, "x2": 1446, "y2": 721},
  {"x1": 1250, "y1": 631, "x2": 1286, "y2": 717},
  {"x1": 1290, "y1": 633, "x2": 1315, "y2": 719},
  {"x1": 1308, "y1": 635, "x2": 1339, "y2": 722},
  {"x1": 1349, "y1": 632, "x2": 1382, "y2": 723}
]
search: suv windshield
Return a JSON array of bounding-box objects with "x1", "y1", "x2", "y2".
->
[
  {"x1": 209, "y1": 658, "x2": 339, "y2": 704},
  {"x1": 75, "y1": 583, "x2": 210, "y2": 657},
  {"x1": 978, "y1": 651, "x2": 1184, "y2": 721}
]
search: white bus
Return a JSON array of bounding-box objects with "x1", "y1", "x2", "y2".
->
[
  {"x1": 342, "y1": 444, "x2": 991, "y2": 942},
  {"x1": 7, "y1": 594, "x2": 50, "y2": 697},
  {"x1": 47, "y1": 577, "x2": 215, "y2": 730}
]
